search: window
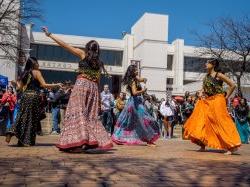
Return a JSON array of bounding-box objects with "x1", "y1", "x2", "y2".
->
[
  {"x1": 30, "y1": 44, "x2": 124, "y2": 66},
  {"x1": 166, "y1": 78, "x2": 173, "y2": 85},
  {"x1": 184, "y1": 56, "x2": 207, "y2": 73},
  {"x1": 167, "y1": 55, "x2": 173, "y2": 70},
  {"x1": 166, "y1": 87, "x2": 173, "y2": 91},
  {"x1": 183, "y1": 80, "x2": 196, "y2": 85},
  {"x1": 166, "y1": 78, "x2": 173, "y2": 91},
  {"x1": 184, "y1": 56, "x2": 250, "y2": 73},
  {"x1": 30, "y1": 44, "x2": 78, "y2": 62},
  {"x1": 100, "y1": 50, "x2": 123, "y2": 66},
  {"x1": 40, "y1": 70, "x2": 77, "y2": 83}
]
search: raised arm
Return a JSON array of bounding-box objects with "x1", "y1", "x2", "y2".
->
[
  {"x1": 217, "y1": 72, "x2": 236, "y2": 99},
  {"x1": 42, "y1": 27, "x2": 85, "y2": 60},
  {"x1": 131, "y1": 81, "x2": 146, "y2": 96},
  {"x1": 33, "y1": 70, "x2": 62, "y2": 89},
  {"x1": 136, "y1": 76, "x2": 147, "y2": 83}
]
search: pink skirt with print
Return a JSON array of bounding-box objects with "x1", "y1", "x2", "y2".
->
[{"x1": 56, "y1": 77, "x2": 113, "y2": 150}]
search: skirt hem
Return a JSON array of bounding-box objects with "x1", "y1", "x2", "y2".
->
[
  {"x1": 112, "y1": 134, "x2": 160, "y2": 145},
  {"x1": 185, "y1": 131, "x2": 241, "y2": 150},
  {"x1": 56, "y1": 140, "x2": 113, "y2": 150}
]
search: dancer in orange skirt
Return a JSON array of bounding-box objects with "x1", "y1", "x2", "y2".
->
[{"x1": 184, "y1": 59, "x2": 241, "y2": 155}]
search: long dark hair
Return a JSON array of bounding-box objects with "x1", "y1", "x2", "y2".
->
[
  {"x1": 21, "y1": 57, "x2": 38, "y2": 85},
  {"x1": 207, "y1": 58, "x2": 221, "y2": 72},
  {"x1": 80, "y1": 40, "x2": 109, "y2": 75},
  {"x1": 122, "y1": 64, "x2": 137, "y2": 89},
  {"x1": 240, "y1": 98, "x2": 247, "y2": 106}
]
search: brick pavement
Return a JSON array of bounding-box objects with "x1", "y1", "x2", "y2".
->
[{"x1": 0, "y1": 135, "x2": 249, "y2": 187}]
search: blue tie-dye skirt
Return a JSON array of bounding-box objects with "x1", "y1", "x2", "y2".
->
[{"x1": 112, "y1": 96, "x2": 160, "y2": 145}]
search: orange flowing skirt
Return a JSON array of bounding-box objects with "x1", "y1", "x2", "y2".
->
[{"x1": 184, "y1": 94, "x2": 241, "y2": 150}]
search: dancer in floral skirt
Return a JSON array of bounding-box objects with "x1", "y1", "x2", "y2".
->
[{"x1": 42, "y1": 27, "x2": 113, "y2": 152}]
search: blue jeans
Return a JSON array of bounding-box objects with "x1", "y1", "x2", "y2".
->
[
  {"x1": 102, "y1": 110, "x2": 113, "y2": 134},
  {"x1": 6, "y1": 110, "x2": 14, "y2": 130},
  {"x1": 51, "y1": 107, "x2": 61, "y2": 132}
]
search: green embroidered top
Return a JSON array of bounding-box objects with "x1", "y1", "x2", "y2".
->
[
  {"x1": 203, "y1": 73, "x2": 224, "y2": 96},
  {"x1": 77, "y1": 60, "x2": 101, "y2": 81},
  {"x1": 77, "y1": 68, "x2": 101, "y2": 81}
]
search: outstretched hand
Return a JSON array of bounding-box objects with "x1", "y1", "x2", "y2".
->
[
  {"x1": 41, "y1": 26, "x2": 50, "y2": 36},
  {"x1": 56, "y1": 83, "x2": 63, "y2": 89},
  {"x1": 10, "y1": 80, "x2": 17, "y2": 86}
]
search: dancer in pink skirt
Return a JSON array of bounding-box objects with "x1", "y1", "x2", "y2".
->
[{"x1": 42, "y1": 27, "x2": 113, "y2": 153}]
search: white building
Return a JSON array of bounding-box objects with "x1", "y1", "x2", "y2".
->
[{"x1": 1, "y1": 13, "x2": 250, "y2": 99}]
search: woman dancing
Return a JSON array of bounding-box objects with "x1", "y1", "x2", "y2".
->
[
  {"x1": 184, "y1": 59, "x2": 241, "y2": 155},
  {"x1": 6, "y1": 57, "x2": 61, "y2": 146},
  {"x1": 42, "y1": 27, "x2": 113, "y2": 152},
  {"x1": 112, "y1": 64, "x2": 160, "y2": 145}
]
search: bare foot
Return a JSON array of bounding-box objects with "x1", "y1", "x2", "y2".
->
[
  {"x1": 232, "y1": 147, "x2": 238, "y2": 153},
  {"x1": 197, "y1": 146, "x2": 205, "y2": 152},
  {"x1": 69, "y1": 148, "x2": 83, "y2": 153},
  {"x1": 224, "y1": 151, "x2": 232, "y2": 155},
  {"x1": 147, "y1": 143, "x2": 157, "y2": 147},
  {"x1": 225, "y1": 148, "x2": 238, "y2": 155}
]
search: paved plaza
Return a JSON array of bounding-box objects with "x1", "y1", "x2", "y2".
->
[{"x1": 0, "y1": 135, "x2": 249, "y2": 187}]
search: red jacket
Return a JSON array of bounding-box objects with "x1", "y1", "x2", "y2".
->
[{"x1": 0, "y1": 92, "x2": 17, "y2": 111}]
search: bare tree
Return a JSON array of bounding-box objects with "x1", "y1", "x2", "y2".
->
[
  {"x1": 0, "y1": 0, "x2": 42, "y2": 63},
  {"x1": 195, "y1": 16, "x2": 250, "y2": 94}
]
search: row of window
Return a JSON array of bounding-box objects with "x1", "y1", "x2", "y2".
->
[
  {"x1": 184, "y1": 57, "x2": 207, "y2": 73},
  {"x1": 40, "y1": 70, "x2": 122, "y2": 94},
  {"x1": 30, "y1": 44, "x2": 123, "y2": 66},
  {"x1": 168, "y1": 55, "x2": 250, "y2": 73},
  {"x1": 31, "y1": 44, "x2": 248, "y2": 73},
  {"x1": 167, "y1": 55, "x2": 207, "y2": 72},
  {"x1": 166, "y1": 78, "x2": 195, "y2": 86}
]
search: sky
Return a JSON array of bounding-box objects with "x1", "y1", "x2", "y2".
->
[{"x1": 33, "y1": 0, "x2": 250, "y2": 46}]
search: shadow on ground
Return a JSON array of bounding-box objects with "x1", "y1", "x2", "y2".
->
[{"x1": 0, "y1": 155, "x2": 249, "y2": 186}]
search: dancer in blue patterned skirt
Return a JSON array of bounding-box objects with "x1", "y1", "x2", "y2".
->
[{"x1": 112, "y1": 65, "x2": 160, "y2": 145}]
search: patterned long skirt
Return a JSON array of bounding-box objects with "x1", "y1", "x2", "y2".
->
[
  {"x1": 184, "y1": 94, "x2": 241, "y2": 150},
  {"x1": 56, "y1": 77, "x2": 113, "y2": 150},
  {"x1": 14, "y1": 91, "x2": 41, "y2": 146},
  {"x1": 112, "y1": 96, "x2": 160, "y2": 145}
]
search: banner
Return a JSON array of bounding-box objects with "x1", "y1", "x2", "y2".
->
[{"x1": 0, "y1": 75, "x2": 8, "y2": 86}]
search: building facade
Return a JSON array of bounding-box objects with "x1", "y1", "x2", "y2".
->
[{"x1": 1, "y1": 12, "x2": 250, "y2": 99}]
